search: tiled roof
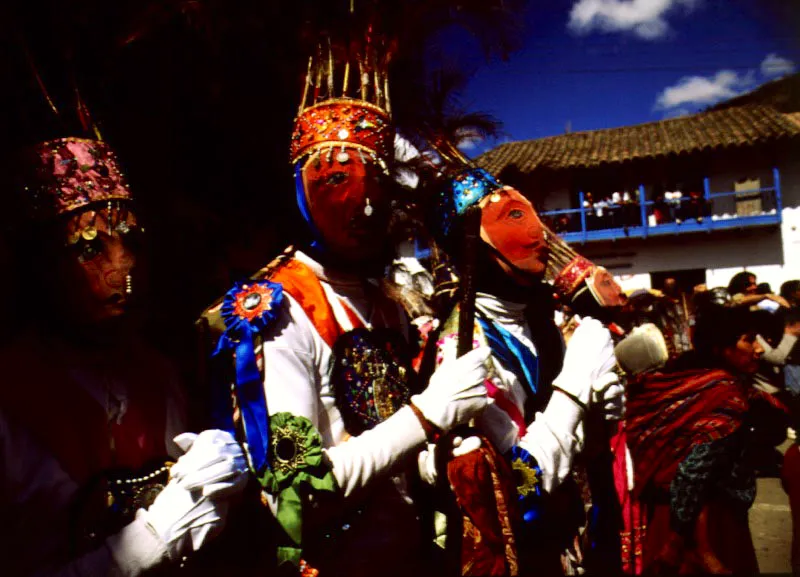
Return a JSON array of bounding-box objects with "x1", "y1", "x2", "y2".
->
[
  {"x1": 475, "y1": 105, "x2": 800, "y2": 175},
  {"x1": 710, "y1": 72, "x2": 800, "y2": 113}
]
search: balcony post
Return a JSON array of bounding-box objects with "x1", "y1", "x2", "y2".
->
[
  {"x1": 703, "y1": 177, "x2": 712, "y2": 229},
  {"x1": 774, "y1": 167, "x2": 783, "y2": 214},
  {"x1": 639, "y1": 184, "x2": 648, "y2": 238},
  {"x1": 579, "y1": 190, "x2": 588, "y2": 243}
]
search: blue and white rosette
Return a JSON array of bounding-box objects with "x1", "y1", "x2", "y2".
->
[{"x1": 213, "y1": 280, "x2": 284, "y2": 473}]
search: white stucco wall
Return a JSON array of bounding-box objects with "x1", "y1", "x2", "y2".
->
[{"x1": 557, "y1": 157, "x2": 800, "y2": 292}]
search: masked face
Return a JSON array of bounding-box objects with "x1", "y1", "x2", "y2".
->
[
  {"x1": 479, "y1": 187, "x2": 550, "y2": 279},
  {"x1": 586, "y1": 266, "x2": 628, "y2": 307},
  {"x1": 57, "y1": 205, "x2": 140, "y2": 323},
  {"x1": 301, "y1": 148, "x2": 391, "y2": 261}
]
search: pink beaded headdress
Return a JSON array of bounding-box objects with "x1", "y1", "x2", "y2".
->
[{"x1": 21, "y1": 137, "x2": 132, "y2": 221}]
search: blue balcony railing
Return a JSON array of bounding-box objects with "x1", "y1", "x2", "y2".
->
[{"x1": 541, "y1": 168, "x2": 783, "y2": 244}]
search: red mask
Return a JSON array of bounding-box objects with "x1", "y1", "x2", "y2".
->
[
  {"x1": 301, "y1": 149, "x2": 391, "y2": 260},
  {"x1": 479, "y1": 188, "x2": 550, "y2": 278},
  {"x1": 58, "y1": 206, "x2": 139, "y2": 323}
]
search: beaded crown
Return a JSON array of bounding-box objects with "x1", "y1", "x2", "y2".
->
[
  {"x1": 20, "y1": 137, "x2": 132, "y2": 221},
  {"x1": 290, "y1": 38, "x2": 394, "y2": 168}
]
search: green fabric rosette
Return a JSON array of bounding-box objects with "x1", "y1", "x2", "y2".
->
[{"x1": 258, "y1": 412, "x2": 339, "y2": 568}]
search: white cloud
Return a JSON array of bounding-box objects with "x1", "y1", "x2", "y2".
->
[
  {"x1": 761, "y1": 53, "x2": 796, "y2": 79},
  {"x1": 654, "y1": 70, "x2": 755, "y2": 110},
  {"x1": 568, "y1": 0, "x2": 698, "y2": 39},
  {"x1": 457, "y1": 138, "x2": 479, "y2": 151}
]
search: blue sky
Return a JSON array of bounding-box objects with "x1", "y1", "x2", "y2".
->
[{"x1": 450, "y1": 0, "x2": 800, "y2": 157}]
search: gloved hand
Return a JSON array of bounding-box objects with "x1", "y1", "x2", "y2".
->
[
  {"x1": 417, "y1": 436, "x2": 484, "y2": 486},
  {"x1": 417, "y1": 444, "x2": 438, "y2": 486},
  {"x1": 478, "y1": 401, "x2": 520, "y2": 454},
  {"x1": 169, "y1": 430, "x2": 249, "y2": 498},
  {"x1": 591, "y1": 372, "x2": 626, "y2": 421},
  {"x1": 141, "y1": 429, "x2": 249, "y2": 561},
  {"x1": 411, "y1": 346, "x2": 490, "y2": 432},
  {"x1": 551, "y1": 317, "x2": 616, "y2": 407}
]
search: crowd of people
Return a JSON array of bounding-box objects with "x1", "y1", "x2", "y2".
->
[
  {"x1": 1, "y1": 4, "x2": 798, "y2": 577},
  {"x1": 546, "y1": 186, "x2": 713, "y2": 235},
  {"x1": 584, "y1": 269, "x2": 800, "y2": 574}
]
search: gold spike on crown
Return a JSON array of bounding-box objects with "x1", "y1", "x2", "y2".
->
[{"x1": 290, "y1": 40, "x2": 393, "y2": 167}]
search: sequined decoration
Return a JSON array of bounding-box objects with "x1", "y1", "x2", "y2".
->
[
  {"x1": 435, "y1": 167, "x2": 503, "y2": 238},
  {"x1": 290, "y1": 99, "x2": 392, "y2": 165},
  {"x1": 552, "y1": 255, "x2": 595, "y2": 298},
  {"x1": 26, "y1": 137, "x2": 132, "y2": 221},
  {"x1": 331, "y1": 328, "x2": 414, "y2": 436}
]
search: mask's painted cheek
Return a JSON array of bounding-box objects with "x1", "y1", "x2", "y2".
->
[
  {"x1": 301, "y1": 150, "x2": 391, "y2": 254},
  {"x1": 59, "y1": 207, "x2": 141, "y2": 321},
  {"x1": 480, "y1": 191, "x2": 548, "y2": 268},
  {"x1": 589, "y1": 268, "x2": 627, "y2": 307}
]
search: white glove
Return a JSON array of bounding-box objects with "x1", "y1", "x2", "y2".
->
[
  {"x1": 591, "y1": 372, "x2": 626, "y2": 421},
  {"x1": 418, "y1": 444, "x2": 438, "y2": 486},
  {"x1": 411, "y1": 346, "x2": 490, "y2": 432},
  {"x1": 140, "y1": 429, "x2": 248, "y2": 562},
  {"x1": 169, "y1": 430, "x2": 249, "y2": 498},
  {"x1": 416, "y1": 436, "x2": 483, "y2": 487},
  {"x1": 552, "y1": 317, "x2": 616, "y2": 407},
  {"x1": 478, "y1": 401, "x2": 520, "y2": 454}
]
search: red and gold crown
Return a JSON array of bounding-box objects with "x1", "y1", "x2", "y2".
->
[
  {"x1": 291, "y1": 99, "x2": 392, "y2": 166},
  {"x1": 21, "y1": 137, "x2": 132, "y2": 221},
  {"x1": 290, "y1": 41, "x2": 394, "y2": 167}
]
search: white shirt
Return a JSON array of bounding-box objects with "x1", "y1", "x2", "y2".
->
[
  {"x1": 470, "y1": 293, "x2": 584, "y2": 492},
  {"x1": 258, "y1": 251, "x2": 420, "y2": 463},
  {"x1": 255, "y1": 251, "x2": 426, "y2": 575}
]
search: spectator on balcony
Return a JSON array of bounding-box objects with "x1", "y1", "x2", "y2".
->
[
  {"x1": 594, "y1": 195, "x2": 609, "y2": 229},
  {"x1": 621, "y1": 190, "x2": 640, "y2": 229},
  {"x1": 583, "y1": 192, "x2": 596, "y2": 230},
  {"x1": 728, "y1": 271, "x2": 791, "y2": 311},
  {"x1": 652, "y1": 194, "x2": 670, "y2": 225},
  {"x1": 554, "y1": 213, "x2": 572, "y2": 234},
  {"x1": 667, "y1": 190, "x2": 684, "y2": 224},
  {"x1": 609, "y1": 191, "x2": 622, "y2": 228},
  {"x1": 681, "y1": 189, "x2": 707, "y2": 224}
]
